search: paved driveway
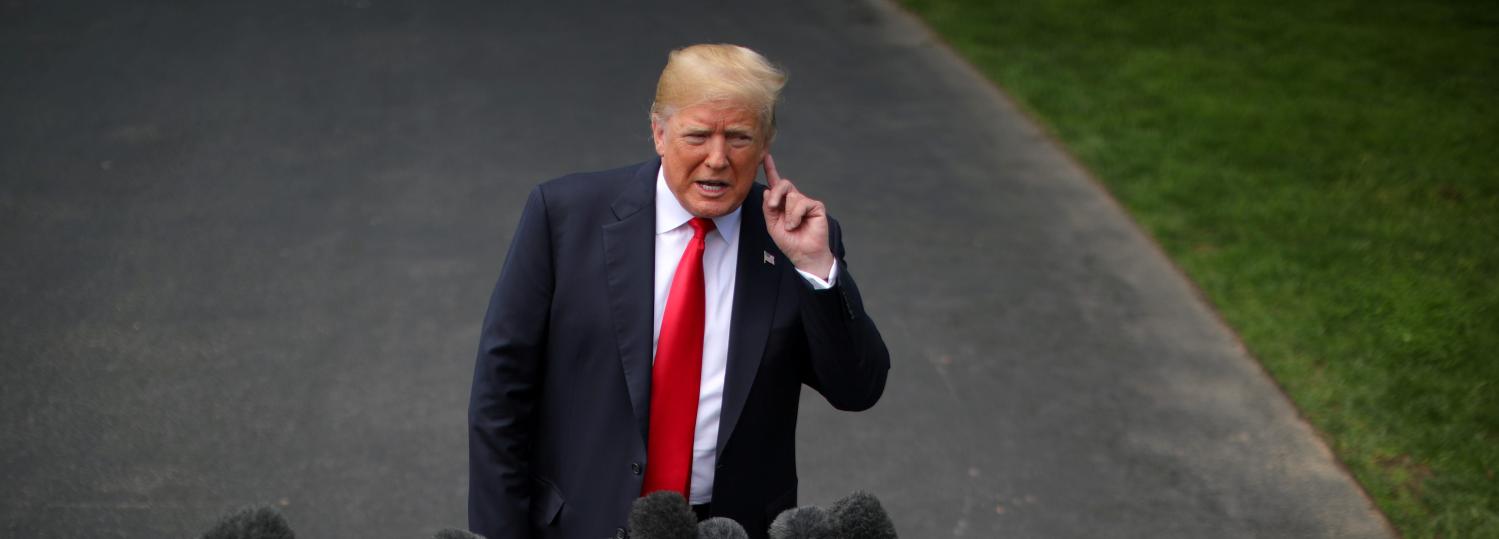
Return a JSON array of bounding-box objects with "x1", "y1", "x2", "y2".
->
[{"x1": 0, "y1": 1, "x2": 1391, "y2": 537}]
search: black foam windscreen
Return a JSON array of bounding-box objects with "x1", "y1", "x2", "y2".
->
[
  {"x1": 698, "y1": 516, "x2": 749, "y2": 539},
  {"x1": 200, "y1": 506, "x2": 295, "y2": 539},
  {"x1": 628, "y1": 490, "x2": 698, "y2": 539},
  {"x1": 768, "y1": 505, "x2": 832, "y2": 539},
  {"x1": 827, "y1": 491, "x2": 897, "y2": 539}
]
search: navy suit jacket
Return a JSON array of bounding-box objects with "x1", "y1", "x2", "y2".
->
[{"x1": 468, "y1": 159, "x2": 890, "y2": 539}]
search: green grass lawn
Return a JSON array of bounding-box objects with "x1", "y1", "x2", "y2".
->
[{"x1": 899, "y1": 0, "x2": 1498, "y2": 536}]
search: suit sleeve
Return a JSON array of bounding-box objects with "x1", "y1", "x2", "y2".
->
[
  {"x1": 799, "y1": 217, "x2": 891, "y2": 412},
  {"x1": 469, "y1": 186, "x2": 554, "y2": 539}
]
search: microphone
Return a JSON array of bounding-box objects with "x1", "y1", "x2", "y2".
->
[
  {"x1": 629, "y1": 490, "x2": 698, "y2": 539},
  {"x1": 433, "y1": 529, "x2": 486, "y2": 539},
  {"x1": 770, "y1": 491, "x2": 897, "y2": 539},
  {"x1": 697, "y1": 517, "x2": 749, "y2": 539},
  {"x1": 827, "y1": 491, "x2": 896, "y2": 539},
  {"x1": 768, "y1": 506, "x2": 832, "y2": 539},
  {"x1": 200, "y1": 505, "x2": 294, "y2": 539}
]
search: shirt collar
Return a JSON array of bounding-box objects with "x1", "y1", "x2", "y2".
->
[{"x1": 655, "y1": 165, "x2": 741, "y2": 241}]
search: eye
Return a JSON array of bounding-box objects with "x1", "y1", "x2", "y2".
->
[
  {"x1": 729, "y1": 134, "x2": 754, "y2": 147},
  {"x1": 683, "y1": 134, "x2": 707, "y2": 144}
]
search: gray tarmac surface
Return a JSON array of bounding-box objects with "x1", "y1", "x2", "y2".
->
[{"x1": 1, "y1": 1, "x2": 1394, "y2": 537}]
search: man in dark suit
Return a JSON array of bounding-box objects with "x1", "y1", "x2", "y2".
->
[{"x1": 469, "y1": 44, "x2": 890, "y2": 539}]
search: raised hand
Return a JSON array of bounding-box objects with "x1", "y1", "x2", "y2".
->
[{"x1": 761, "y1": 154, "x2": 835, "y2": 280}]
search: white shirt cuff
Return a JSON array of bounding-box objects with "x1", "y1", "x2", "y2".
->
[{"x1": 795, "y1": 260, "x2": 839, "y2": 290}]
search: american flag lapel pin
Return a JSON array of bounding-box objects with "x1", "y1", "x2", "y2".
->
[{"x1": 763, "y1": 251, "x2": 775, "y2": 265}]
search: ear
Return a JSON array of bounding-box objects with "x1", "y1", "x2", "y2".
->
[{"x1": 651, "y1": 118, "x2": 667, "y2": 157}]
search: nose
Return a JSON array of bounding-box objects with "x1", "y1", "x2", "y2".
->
[{"x1": 704, "y1": 136, "x2": 728, "y2": 170}]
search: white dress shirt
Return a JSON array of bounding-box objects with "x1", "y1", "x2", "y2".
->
[{"x1": 651, "y1": 167, "x2": 837, "y2": 504}]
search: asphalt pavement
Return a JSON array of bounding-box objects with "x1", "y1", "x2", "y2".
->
[{"x1": 0, "y1": 1, "x2": 1393, "y2": 537}]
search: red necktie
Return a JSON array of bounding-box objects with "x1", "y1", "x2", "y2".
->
[{"x1": 642, "y1": 217, "x2": 715, "y2": 497}]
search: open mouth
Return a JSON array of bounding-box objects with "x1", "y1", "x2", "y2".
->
[{"x1": 695, "y1": 180, "x2": 730, "y2": 194}]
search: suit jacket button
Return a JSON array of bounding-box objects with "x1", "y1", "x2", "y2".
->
[{"x1": 631, "y1": 462, "x2": 642, "y2": 475}]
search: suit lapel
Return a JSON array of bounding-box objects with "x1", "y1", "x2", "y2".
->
[
  {"x1": 603, "y1": 160, "x2": 660, "y2": 447},
  {"x1": 607, "y1": 171, "x2": 780, "y2": 456},
  {"x1": 717, "y1": 185, "x2": 781, "y2": 455}
]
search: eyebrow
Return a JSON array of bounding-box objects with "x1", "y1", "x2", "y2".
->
[{"x1": 676, "y1": 124, "x2": 757, "y2": 137}]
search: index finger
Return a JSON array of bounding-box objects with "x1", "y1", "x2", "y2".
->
[{"x1": 762, "y1": 153, "x2": 783, "y2": 188}]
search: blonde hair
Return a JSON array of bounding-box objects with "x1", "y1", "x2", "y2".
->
[{"x1": 650, "y1": 44, "x2": 788, "y2": 140}]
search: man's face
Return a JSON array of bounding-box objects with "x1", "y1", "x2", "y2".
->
[{"x1": 652, "y1": 101, "x2": 766, "y2": 218}]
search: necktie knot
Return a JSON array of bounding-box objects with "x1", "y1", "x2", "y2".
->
[{"x1": 688, "y1": 217, "x2": 715, "y2": 239}]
